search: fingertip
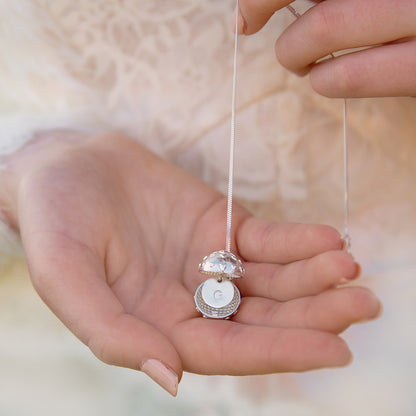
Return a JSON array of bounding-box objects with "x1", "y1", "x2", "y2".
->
[
  {"x1": 275, "y1": 35, "x2": 312, "y2": 76},
  {"x1": 342, "y1": 347, "x2": 354, "y2": 367},
  {"x1": 230, "y1": 7, "x2": 247, "y2": 35},
  {"x1": 312, "y1": 224, "x2": 343, "y2": 251},
  {"x1": 329, "y1": 336, "x2": 353, "y2": 368},
  {"x1": 141, "y1": 359, "x2": 179, "y2": 397},
  {"x1": 236, "y1": 0, "x2": 291, "y2": 36},
  {"x1": 345, "y1": 287, "x2": 382, "y2": 323},
  {"x1": 312, "y1": 250, "x2": 357, "y2": 291},
  {"x1": 287, "y1": 223, "x2": 344, "y2": 260},
  {"x1": 337, "y1": 261, "x2": 361, "y2": 286},
  {"x1": 337, "y1": 252, "x2": 361, "y2": 280},
  {"x1": 295, "y1": 332, "x2": 352, "y2": 371},
  {"x1": 310, "y1": 63, "x2": 341, "y2": 98},
  {"x1": 361, "y1": 290, "x2": 383, "y2": 321}
]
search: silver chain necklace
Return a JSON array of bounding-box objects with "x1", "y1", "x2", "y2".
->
[
  {"x1": 195, "y1": 1, "x2": 351, "y2": 319},
  {"x1": 286, "y1": 4, "x2": 351, "y2": 251}
]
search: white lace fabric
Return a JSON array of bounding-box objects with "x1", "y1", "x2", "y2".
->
[
  {"x1": 0, "y1": 0, "x2": 285, "y2": 257},
  {"x1": 35, "y1": 0, "x2": 294, "y2": 158},
  {"x1": 1, "y1": 2, "x2": 416, "y2": 412},
  {"x1": 0, "y1": 0, "x2": 416, "y2": 260}
]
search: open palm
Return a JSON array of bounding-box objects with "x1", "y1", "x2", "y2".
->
[{"x1": 12, "y1": 132, "x2": 379, "y2": 396}]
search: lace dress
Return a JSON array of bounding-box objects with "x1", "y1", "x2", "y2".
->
[{"x1": 0, "y1": 0, "x2": 415, "y2": 414}]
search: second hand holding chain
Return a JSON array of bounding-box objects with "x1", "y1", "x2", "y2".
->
[{"x1": 194, "y1": 1, "x2": 352, "y2": 320}]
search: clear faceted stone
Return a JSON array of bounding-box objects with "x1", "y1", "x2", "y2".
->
[{"x1": 198, "y1": 250, "x2": 244, "y2": 279}]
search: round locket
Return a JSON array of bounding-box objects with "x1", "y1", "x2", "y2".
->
[{"x1": 194, "y1": 278, "x2": 241, "y2": 319}]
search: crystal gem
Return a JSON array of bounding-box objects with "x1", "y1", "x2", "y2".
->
[{"x1": 198, "y1": 250, "x2": 244, "y2": 280}]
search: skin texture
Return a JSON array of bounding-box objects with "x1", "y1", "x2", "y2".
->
[
  {"x1": 234, "y1": 0, "x2": 416, "y2": 97},
  {"x1": 0, "y1": 131, "x2": 380, "y2": 393}
]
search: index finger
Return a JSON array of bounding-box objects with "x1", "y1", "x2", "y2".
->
[
  {"x1": 232, "y1": 0, "x2": 293, "y2": 35},
  {"x1": 236, "y1": 218, "x2": 343, "y2": 264}
]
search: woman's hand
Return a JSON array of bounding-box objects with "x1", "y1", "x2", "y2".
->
[
  {"x1": 235, "y1": 0, "x2": 416, "y2": 97},
  {"x1": 0, "y1": 131, "x2": 380, "y2": 396}
]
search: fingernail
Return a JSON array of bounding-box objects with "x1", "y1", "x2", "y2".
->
[
  {"x1": 231, "y1": 7, "x2": 246, "y2": 34},
  {"x1": 345, "y1": 262, "x2": 361, "y2": 281},
  {"x1": 141, "y1": 359, "x2": 178, "y2": 397}
]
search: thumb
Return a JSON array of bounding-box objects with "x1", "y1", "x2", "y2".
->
[
  {"x1": 24, "y1": 233, "x2": 182, "y2": 396},
  {"x1": 231, "y1": 0, "x2": 293, "y2": 35}
]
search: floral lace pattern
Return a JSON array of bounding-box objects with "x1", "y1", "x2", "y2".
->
[
  {"x1": 18, "y1": 1, "x2": 300, "y2": 198},
  {"x1": 1, "y1": 0, "x2": 416, "y2": 213},
  {"x1": 34, "y1": 0, "x2": 282, "y2": 156},
  {"x1": 1, "y1": 2, "x2": 416, "y2": 412}
]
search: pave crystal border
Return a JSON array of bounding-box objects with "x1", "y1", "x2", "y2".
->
[{"x1": 194, "y1": 281, "x2": 241, "y2": 319}]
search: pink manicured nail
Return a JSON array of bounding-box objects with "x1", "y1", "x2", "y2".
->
[{"x1": 141, "y1": 359, "x2": 178, "y2": 397}]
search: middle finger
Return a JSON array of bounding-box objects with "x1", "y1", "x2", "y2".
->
[{"x1": 237, "y1": 250, "x2": 359, "y2": 301}]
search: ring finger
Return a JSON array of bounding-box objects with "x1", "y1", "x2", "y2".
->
[{"x1": 233, "y1": 286, "x2": 381, "y2": 334}]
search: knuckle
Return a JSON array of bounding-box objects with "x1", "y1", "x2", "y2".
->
[
  {"x1": 259, "y1": 222, "x2": 276, "y2": 249},
  {"x1": 340, "y1": 253, "x2": 358, "y2": 278},
  {"x1": 302, "y1": 298, "x2": 314, "y2": 328},
  {"x1": 283, "y1": 223, "x2": 301, "y2": 259},
  {"x1": 309, "y1": 6, "x2": 332, "y2": 44}
]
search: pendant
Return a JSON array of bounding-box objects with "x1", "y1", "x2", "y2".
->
[
  {"x1": 194, "y1": 4, "x2": 245, "y2": 321},
  {"x1": 194, "y1": 250, "x2": 244, "y2": 319}
]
